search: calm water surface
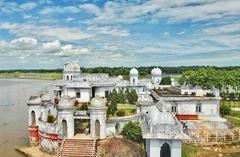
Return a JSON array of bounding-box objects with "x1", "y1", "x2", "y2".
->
[{"x1": 0, "y1": 79, "x2": 53, "y2": 157}]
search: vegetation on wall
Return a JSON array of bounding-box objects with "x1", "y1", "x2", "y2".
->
[{"x1": 121, "y1": 121, "x2": 142, "y2": 143}]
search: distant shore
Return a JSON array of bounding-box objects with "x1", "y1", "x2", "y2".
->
[{"x1": 0, "y1": 72, "x2": 62, "y2": 80}]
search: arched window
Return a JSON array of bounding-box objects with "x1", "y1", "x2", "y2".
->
[
  {"x1": 71, "y1": 75, "x2": 73, "y2": 80},
  {"x1": 31, "y1": 110, "x2": 36, "y2": 126},
  {"x1": 95, "y1": 120, "x2": 100, "y2": 139},
  {"x1": 171, "y1": 105, "x2": 177, "y2": 113},
  {"x1": 115, "y1": 123, "x2": 120, "y2": 134},
  {"x1": 171, "y1": 101, "x2": 177, "y2": 113},
  {"x1": 160, "y1": 142, "x2": 171, "y2": 157},
  {"x1": 196, "y1": 103, "x2": 202, "y2": 113},
  {"x1": 62, "y1": 120, "x2": 68, "y2": 138},
  {"x1": 66, "y1": 75, "x2": 69, "y2": 80},
  {"x1": 133, "y1": 78, "x2": 135, "y2": 83}
]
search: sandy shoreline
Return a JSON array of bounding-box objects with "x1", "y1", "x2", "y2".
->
[{"x1": 15, "y1": 146, "x2": 54, "y2": 157}]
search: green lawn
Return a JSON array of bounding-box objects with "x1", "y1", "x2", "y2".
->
[
  {"x1": 182, "y1": 144, "x2": 210, "y2": 157},
  {"x1": 225, "y1": 116, "x2": 240, "y2": 127},
  {"x1": 221, "y1": 100, "x2": 240, "y2": 107},
  {"x1": 117, "y1": 103, "x2": 137, "y2": 115},
  {"x1": 0, "y1": 72, "x2": 62, "y2": 80}
]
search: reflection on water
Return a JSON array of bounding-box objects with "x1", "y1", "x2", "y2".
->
[{"x1": 0, "y1": 79, "x2": 53, "y2": 157}]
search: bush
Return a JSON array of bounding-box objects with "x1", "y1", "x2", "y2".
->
[
  {"x1": 220, "y1": 104, "x2": 231, "y2": 116},
  {"x1": 107, "y1": 100, "x2": 118, "y2": 116},
  {"x1": 79, "y1": 104, "x2": 88, "y2": 110},
  {"x1": 130, "y1": 108, "x2": 137, "y2": 114},
  {"x1": 160, "y1": 76, "x2": 171, "y2": 85},
  {"x1": 47, "y1": 114, "x2": 56, "y2": 123},
  {"x1": 121, "y1": 121, "x2": 142, "y2": 143},
  {"x1": 116, "y1": 109, "x2": 125, "y2": 117}
]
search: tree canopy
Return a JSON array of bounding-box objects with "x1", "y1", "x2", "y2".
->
[{"x1": 179, "y1": 68, "x2": 240, "y2": 91}]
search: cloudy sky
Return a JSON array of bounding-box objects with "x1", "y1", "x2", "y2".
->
[{"x1": 0, "y1": 0, "x2": 240, "y2": 69}]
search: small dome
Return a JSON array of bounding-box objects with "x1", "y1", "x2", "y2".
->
[
  {"x1": 64, "y1": 62, "x2": 80, "y2": 72},
  {"x1": 90, "y1": 96, "x2": 106, "y2": 108},
  {"x1": 117, "y1": 75, "x2": 123, "y2": 80},
  {"x1": 151, "y1": 68, "x2": 162, "y2": 76},
  {"x1": 129, "y1": 68, "x2": 138, "y2": 76},
  {"x1": 40, "y1": 93, "x2": 51, "y2": 102},
  {"x1": 58, "y1": 96, "x2": 74, "y2": 110},
  {"x1": 28, "y1": 96, "x2": 41, "y2": 105}
]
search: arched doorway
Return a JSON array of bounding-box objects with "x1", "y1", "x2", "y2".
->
[
  {"x1": 62, "y1": 120, "x2": 68, "y2": 138},
  {"x1": 31, "y1": 111, "x2": 36, "y2": 126},
  {"x1": 160, "y1": 143, "x2": 171, "y2": 157},
  {"x1": 95, "y1": 120, "x2": 100, "y2": 139},
  {"x1": 115, "y1": 123, "x2": 120, "y2": 134}
]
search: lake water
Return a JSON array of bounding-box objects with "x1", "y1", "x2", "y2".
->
[{"x1": 0, "y1": 79, "x2": 53, "y2": 157}]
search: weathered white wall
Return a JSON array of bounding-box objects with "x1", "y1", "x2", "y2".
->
[
  {"x1": 94, "y1": 87, "x2": 114, "y2": 98},
  {"x1": 28, "y1": 106, "x2": 41, "y2": 126},
  {"x1": 147, "y1": 139, "x2": 182, "y2": 157},
  {"x1": 89, "y1": 108, "x2": 107, "y2": 139},
  {"x1": 163, "y1": 99, "x2": 220, "y2": 119},
  {"x1": 57, "y1": 110, "x2": 74, "y2": 138}
]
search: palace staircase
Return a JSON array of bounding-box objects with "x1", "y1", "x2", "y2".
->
[{"x1": 57, "y1": 138, "x2": 97, "y2": 157}]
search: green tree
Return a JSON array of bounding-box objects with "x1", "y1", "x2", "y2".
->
[
  {"x1": 160, "y1": 76, "x2": 171, "y2": 85},
  {"x1": 121, "y1": 121, "x2": 142, "y2": 143},
  {"x1": 126, "y1": 89, "x2": 138, "y2": 104},
  {"x1": 220, "y1": 104, "x2": 231, "y2": 116},
  {"x1": 107, "y1": 100, "x2": 118, "y2": 116}
]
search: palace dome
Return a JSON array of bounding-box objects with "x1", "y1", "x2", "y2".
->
[
  {"x1": 117, "y1": 75, "x2": 123, "y2": 80},
  {"x1": 58, "y1": 96, "x2": 74, "y2": 110},
  {"x1": 151, "y1": 68, "x2": 162, "y2": 76},
  {"x1": 129, "y1": 68, "x2": 138, "y2": 76},
  {"x1": 28, "y1": 96, "x2": 41, "y2": 105},
  {"x1": 64, "y1": 62, "x2": 80, "y2": 72},
  {"x1": 90, "y1": 96, "x2": 106, "y2": 108},
  {"x1": 40, "y1": 93, "x2": 51, "y2": 102}
]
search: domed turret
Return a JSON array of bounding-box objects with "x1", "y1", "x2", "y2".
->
[
  {"x1": 129, "y1": 68, "x2": 138, "y2": 86},
  {"x1": 151, "y1": 67, "x2": 162, "y2": 84},
  {"x1": 28, "y1": 95, "x2": 41, "y2": 105},
  {"x1": 151, "y1": 68, "x2": 162, "y2": 76},
  {"x1": 129, "y1": 68, "x2": 138, "y2": 76},
  {"x1": 58, "y1": 96, "x2": 74, "y2": 110},
  {"x1": 40, "y1": 93, "x2": 51, "y2": 102},
  {"x1": 63, "y1": 62, "x2": 81, "y2": 81},
  {"x1": 90, "y1": 96, "x2": 106, "y2": 108},
  {"x1": 64, "y1": 62, "x2": 81, "y2": 72}
]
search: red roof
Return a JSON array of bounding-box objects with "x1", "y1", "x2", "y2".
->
[{"x1": 176, "y1": 114, "x2": 198, "y2": 120}]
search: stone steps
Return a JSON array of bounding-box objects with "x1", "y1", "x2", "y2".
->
[{"x1": 58, "y1": 139, "x2": 96, "y2": 157}]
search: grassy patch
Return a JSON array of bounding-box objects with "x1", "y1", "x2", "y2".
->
[
  {"x1": 0, "y1": 72, "x2": 62, "y2": 80},
  {"x1": 117, "y1": 103, "x2": 136, "y2": 116},
  {"x1": 182, "y1": 144, "x2": 210, "y2": 157},
  {"x1": 221, "y1": 100, "x2": 240, "y2": 107},
  {"x1": 226, "y1": 116, "x2": 240, "y2": 127}
]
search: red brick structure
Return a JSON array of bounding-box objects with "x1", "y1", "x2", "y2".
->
[{"x1": 28, "y1": 125, "x2": 39, "y2": 146}]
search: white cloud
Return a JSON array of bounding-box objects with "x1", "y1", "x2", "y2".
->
[
  {"x1": 0, "y1": 22, "x2": 93, "y2": 41},
  {"x1": 203, "y1": 23, "x2": 240, "y2": 35},
  {"x1": 177, "y1": 31, "x2": 185, "y2": 35},
  {"x1": 39, "y1": 6, "x2": 80, "y2": 14},
  {"x1": 43, "y1": 40, "x2": 61, "y2": 49},
  {"x1": 87, "y1": 26, "x2": 129, "y2": 37},
  {"x1": 20, "y1": 2, "x2": 37, "y2": 10}
]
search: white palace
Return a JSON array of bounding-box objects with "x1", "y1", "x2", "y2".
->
[{"x1": 27, "y1": 62, "x2": 225, "y2": 157}]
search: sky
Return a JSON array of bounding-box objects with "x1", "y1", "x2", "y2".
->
[{"x1": 0, "y1": 0, "x2": 240, "y2": 69}]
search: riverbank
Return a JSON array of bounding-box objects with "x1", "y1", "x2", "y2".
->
[
  {"x1": 0, "y1": 72, "x2": 62, "y2": 80},
  {"x1": 16, "y1": 146, "x2": 54, "y2": 157}
]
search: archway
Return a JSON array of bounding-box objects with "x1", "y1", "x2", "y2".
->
[
  {"x1": 115, "y1": 123, "x2": 120, "y2": 134},
  {"x1": 62, "y1": 120, "x2": 68, "y2": 138},
  {"x1": 160, "y1": 143, "x2": 171, "y2": 157},
  {"x1": 31, "y1": 110, "x2": 36, "y2": 126},
  {"x1": 95, "y1": 120, "x2": 100, "y2": 139}
]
